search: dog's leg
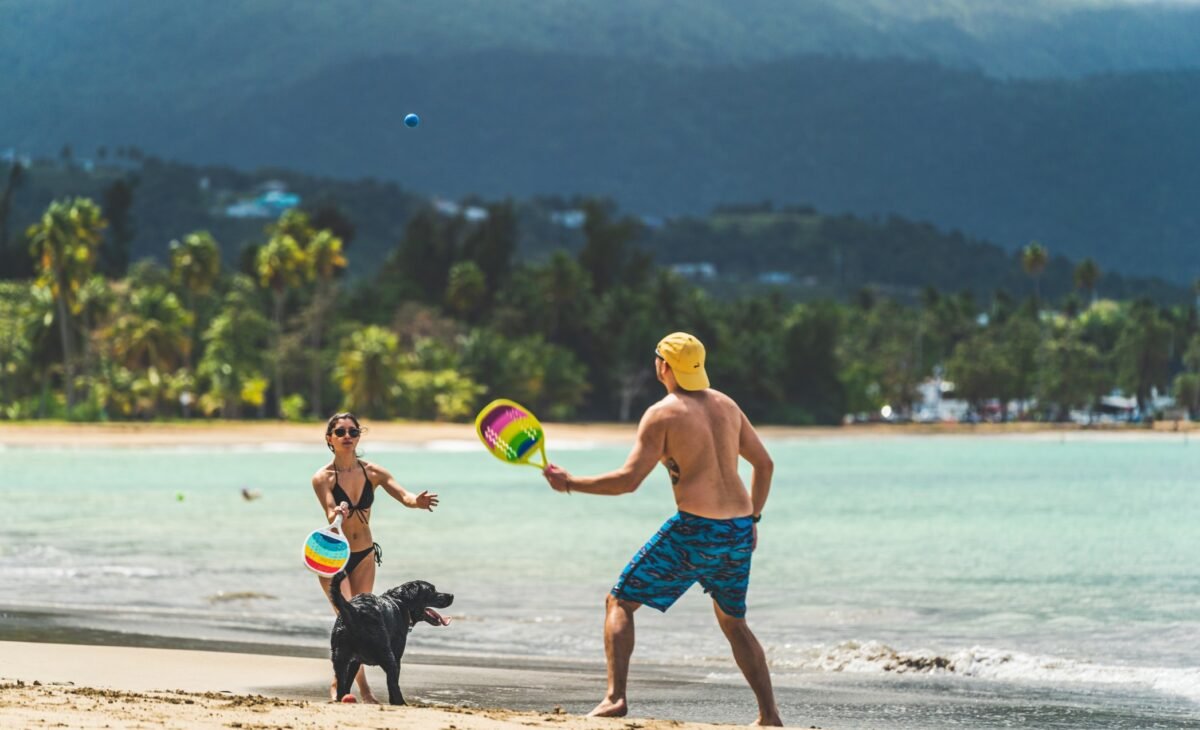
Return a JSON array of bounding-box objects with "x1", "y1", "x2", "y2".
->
[
  {"x1": 382, "y1": 656, "x2": 405, "y2": 705},
  {"x1": 334, "y1": 653, "x2": 360, "y2": 702}
]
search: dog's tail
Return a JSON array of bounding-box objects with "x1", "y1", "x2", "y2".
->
[{"x1": 329, "y1": 571, "x2": 354, "y2": 621}]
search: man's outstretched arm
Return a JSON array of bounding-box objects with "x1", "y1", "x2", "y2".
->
[{"x1": 543, "y1": 408, "x2": 666, "y2": 495}]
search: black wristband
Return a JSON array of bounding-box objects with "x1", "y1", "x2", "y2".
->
[{"x1": 751, "y1": 513, "x2": 762, "y2": 523}]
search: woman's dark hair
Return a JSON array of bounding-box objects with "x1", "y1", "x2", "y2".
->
[{"x1": 325, "y1": 412, "x2": 363, "y2": 454}]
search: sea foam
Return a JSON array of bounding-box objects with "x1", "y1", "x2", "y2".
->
[{"x1": 770, "y1": 640, "x2": 1200, "y2": 703}]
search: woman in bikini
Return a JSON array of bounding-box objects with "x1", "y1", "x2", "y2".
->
[{"x1": 312, "y1": 411, "x2": 439, "y2": 702}]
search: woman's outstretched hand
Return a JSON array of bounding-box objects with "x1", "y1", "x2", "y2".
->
[{"x1": 413, "y1": 490, "x2": 439, "y2": 511}]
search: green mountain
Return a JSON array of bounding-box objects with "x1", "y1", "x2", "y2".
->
[
  {"x1": 6, "y1": 2, "x2": 1200, "y2": 281},
  {"x1": 0, "y1": 157, "x2": 1188, "y2": 309},
  {"x1": 154, "y1": 51, "x2": 1198, "y2": 282}
]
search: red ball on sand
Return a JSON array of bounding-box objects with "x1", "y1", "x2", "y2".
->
[{"x1": 341, "y1": 694, "x2": 357, "y2": 703}]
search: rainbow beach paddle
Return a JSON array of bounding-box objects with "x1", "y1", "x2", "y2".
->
[
  {"x1": 474, "y1": 398, "x2": 549, "y2": 469},
  {"x1": 302, "y1": 511, "x2": 351, "y2": 576}
]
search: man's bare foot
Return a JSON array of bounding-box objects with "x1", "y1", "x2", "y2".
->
[
  {"x1": 587, "y1": 698, "x2": 628, "y2": 717},
  {"x1": 358, "y1": 690, "x2": 380, "y2": 705},
  {"x1": 751, "y1": 715, "x2": 784, "y2": 726}
]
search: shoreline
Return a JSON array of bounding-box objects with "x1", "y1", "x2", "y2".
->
[{"x1": 0, "y1": 418, "x2": 1193, "y2": 448}]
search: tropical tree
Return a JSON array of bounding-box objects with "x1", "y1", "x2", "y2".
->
[
  {"x1": 169, "y1": 231, "x2": 222, "y2": 369},
  {"x1": 305, "y1": 227, "x2": 347, "y2": 416},
  {"x1": 1021, "y1": 241, "x2": 1049, "y2": 303},
  {"x1": 459, "y1": 201, "x2": 517, "y2": 298},
  {"x1": 26, "y1": 198, "x2": 106, "y2": 408},
  {"x1": 780, "y1": 302, "x2": 846, "y2": 424},
  {"x1": 196, "y1": 275, "x2": 272, "y2": 418},
  {"x1": 1074, "y1": 258, "x2": 1101, "y2": 305},
  {"x1": 493, "y1": 252, "x2": 597, "y2": 353},
  {"x1": 578, "y1": 200, "x2": 649, "y2": 296},
  {"x1": 1171, "y1": 335, "x2": 1200, "y2": 419},
  {"x1": 445, "y1": 260, "x2": 487, "y2": 322},
  {"x1": 458, "y1": 328, "x2": 589, "y2": 420},
  {"x1": 104, "y1": 285, "x2": 193, "y2": 374},
  {"x1": 946, "y1": 334, "x2": 1020, "y2": 419},
  {"x1": 333, "y1": 325, "x2": 403, "y2": 418},
  {"x1": 1036, "y1": 326, "x2": 1108, "y2": 420},
  {"x1": 76, "y1": 274, "x2": 114, "y2": 409},
  {"x1": 256, "y1": 213, "x2": 311, "y2": 416},
  {"x1": 1114, "y1": 302, "x2": 1173, "y2": 414}
]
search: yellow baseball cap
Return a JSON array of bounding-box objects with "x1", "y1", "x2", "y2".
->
[{"x1": 656, "y1": 332, "x2": 710, "y2": 391}]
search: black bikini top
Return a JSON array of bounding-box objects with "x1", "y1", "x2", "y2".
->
[{"x1": 332, "y1": 461, "x2": 375, "y2": 520}]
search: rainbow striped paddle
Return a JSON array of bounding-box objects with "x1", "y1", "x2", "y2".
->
[
  {"x1": 302, "y1": 512, "x2": 350, "y2": 576},
  {"x1": 474, "y1": 398, "x2": 549, "y2": 469}
]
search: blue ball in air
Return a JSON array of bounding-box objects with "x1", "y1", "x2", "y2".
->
[{"x1": 404, "y1": 113, "x2": 420, "y2": 128}]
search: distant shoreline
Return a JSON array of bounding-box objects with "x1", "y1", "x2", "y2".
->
[{"x1": 0, "y1": 419, "x2": 1193, "y2": 448}]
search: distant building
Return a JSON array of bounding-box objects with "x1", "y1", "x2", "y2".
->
[
  {"x1": 914, "y1": 377, "x2": 970, "y2": 423},
  {"x1": 463, "y1": 206, "x2": 489, "y2": 222},
  {"x1": 757, "y1": 271, "x2": 794, "y2": 285},
  {"x1": 224, "y1": 184, "x2": 300, "y2": 218},
  {"x1": 434, "y1": 198, "x2": 461, "y2": 217},
  {"x1": 432, "y1": 198, "x2": 489, "y2": 221},
  {"x1": 551, "y1": 209, "x2": 586, "y2": 229},
  {"x1": 670, "y1": 262, "x2": 717, "y2": 280},
  {"x1": 225, "y1": 201, "x2": 274, "y2": 218},
  {"x1": 257, "y1": 190, "x2": 300, "y2": 213}
]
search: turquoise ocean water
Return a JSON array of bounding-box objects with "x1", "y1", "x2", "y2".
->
[{"x1": 2, "y1": 433, "x2": 1198, "y2": 728}]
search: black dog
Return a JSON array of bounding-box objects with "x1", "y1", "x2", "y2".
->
[{"x1": 329, "y1": 571, "x2": 453, "y2": 705}]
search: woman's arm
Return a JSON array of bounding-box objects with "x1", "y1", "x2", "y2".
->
[{"x1": 369, "y1": 463, "x2": 439, "y2": 511}]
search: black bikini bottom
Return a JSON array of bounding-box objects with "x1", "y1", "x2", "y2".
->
[{"x1": 345, "y1": 542, "x2": 383, "y2": 576}]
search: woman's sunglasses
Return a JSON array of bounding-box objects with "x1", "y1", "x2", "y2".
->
[{"x1": 332, "y1": 427, "x2": 362, "y2": 438}]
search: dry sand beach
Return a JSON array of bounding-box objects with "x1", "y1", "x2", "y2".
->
[{"x1": 0, "y1": 641, "x2": 739, "y2": 730}]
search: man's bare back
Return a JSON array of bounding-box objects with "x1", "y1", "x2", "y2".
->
[{"x1": 651, "y1": 389, "x2": 755, "y2": 520}]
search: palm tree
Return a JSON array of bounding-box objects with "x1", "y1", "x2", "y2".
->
[
  {"x1": 169, "y1": 231, "x2": 222, "y2": 370},
  {"x1": 26, "y1": 198, "x2": 106, "y2": 408},
  {"x1": 106, "y1": 285, "x2": 193, "y2": 373},
  {"x1": 1021, "y1": 241, "x2": 1049, "y2": 304},
  {"x1": 333, "y1": 325, "x2": 401, "y2": 418},
  {"x1": 445, "y1": 260, "x2": 487, "y2": 321},
  {"x1": 1074, "y1": 258, "x2": 1100, "y2": 305},
  {"x1": 76, "y1": 274, "x2": 114, "y2": 406},
  {"x1": 197, "y1": 275, "x2": 271, "y2": 418},
  {"x1": 256, "y1": 218, "x2": 309, "y2": 417},
  {"x1": 305, "y1": 228, "x2": 346, "y2": 416}
]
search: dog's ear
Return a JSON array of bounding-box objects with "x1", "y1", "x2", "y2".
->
[{"x1": 397, "y1": 581, "x2": 421, "y2": 604}]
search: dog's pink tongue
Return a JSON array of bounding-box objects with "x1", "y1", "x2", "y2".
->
[{"x1": 425, "y1": 608, "x2": 450, "y2": 626}]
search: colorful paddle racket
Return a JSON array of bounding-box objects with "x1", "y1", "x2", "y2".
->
[
  {"x1": 302, "y1": 512, "x2": 350, "y2": 576},
  {"x1": 475, "y1": 398, "x2": 549, "y2": 469}
]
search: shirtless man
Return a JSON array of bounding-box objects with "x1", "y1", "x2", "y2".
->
[{"x1": 542, "y1": 332, "x2": 782, "y2": 726}]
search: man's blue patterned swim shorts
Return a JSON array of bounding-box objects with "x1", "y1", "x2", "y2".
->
[{"x1": 611, "y1": 511, "x2": 754, "y2": 618}]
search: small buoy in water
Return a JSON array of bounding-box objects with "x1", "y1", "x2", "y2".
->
[{"x1": 176, "y1": 492, "x2": 185, "y2": 502}]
